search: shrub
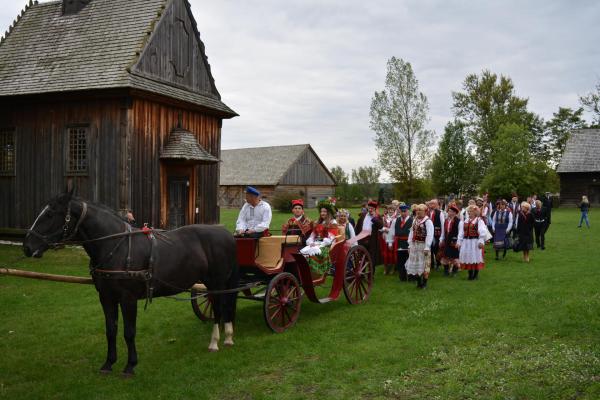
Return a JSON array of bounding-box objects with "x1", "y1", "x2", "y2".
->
[{"x1": 271, "y1": 192, "x2": 300, "y2": 213}]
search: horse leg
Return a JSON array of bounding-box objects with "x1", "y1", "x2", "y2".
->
[
  {"x1": 99, "y1": 293, "x2": 118, "y2": 373},
  {"x1": 208, "y1": 294, "x2": 222, "y2": 352},
  {"x1": 223, "y1": 322, "x2": 234, "y2": 347},
  {"x1": 223, "y1": 292, "x2": 237, "y2": 347},
  {"x1": 120, "y1": 298, "x2": 138, "y2": 376}
]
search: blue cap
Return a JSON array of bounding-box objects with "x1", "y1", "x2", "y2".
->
[
  {"x1": 245, "y1": 186, "x2": 260, "y2": 196},
  {"x1": 399, "y1": 205, "x2": 410, "y2": 211}
]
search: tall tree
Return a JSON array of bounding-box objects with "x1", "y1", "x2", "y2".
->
[
  {"x1": 580, "y1": 81, "x2": 600, "y2": 127},
  {"x1": 330, "y1": 165, "x2": 350, "y2": 200},
  {"x1": 452, "y1": 70, "x2": 536, "y2": 174},
  {"x1": 544, "y1": 107, "x2": 586, "y2": 167},
  {"x1": 430, "y1": 120, "x2": 477, "y2": 196},
  {"x1": 481, "y1": 123, "x2": 558, "y2": 199},
  {"x1": 370, "y1": 57, "x2": 433, "y2": 197},
  {"x1": 351, "y1": 166, "x2": 380, "y2": 201},
  {"x1": 330, "y1": 165, "x2": 349, "y2": 185}
]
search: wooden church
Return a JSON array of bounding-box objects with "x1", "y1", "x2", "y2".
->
[{"x1": 0, "y1": 0, "x2": 237, "y2": 230}]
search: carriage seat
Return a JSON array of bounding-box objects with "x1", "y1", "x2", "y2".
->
[{"x1": 255, "y1": 235, "x2": 300, "y2": 269}]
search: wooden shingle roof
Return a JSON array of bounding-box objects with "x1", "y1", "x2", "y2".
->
[
  {"x1": 0, "y1": 0, "x2": 236, "y2": 116},
  {"x1": 557, "y1": 129, "x2": 600, "y2": 173},
  {"x1": 220, "y1": 145, "x2": 310, "y2": 186},
  {"x1": 160, "y1": 127, "x2": 218, "y2": 163},
  {"x1": 220, "y1": 144, "x2": 337, "y2": 187}
]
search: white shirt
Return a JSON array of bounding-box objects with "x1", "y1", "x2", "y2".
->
[
  {"x1": 235, "y1": 200, "x2": 272, "y2": 232},
  {"x1": 490, "y1": 210, "x2": 513, "y2": 233},
  {"x1": 362, "y1": 214, "x2": 373, "y2": 232},
  {"x1": 457, "y1": 217, "x2": 488, "y2": 246}
]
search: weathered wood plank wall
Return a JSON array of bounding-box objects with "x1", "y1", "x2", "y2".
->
[
  {"x1": 134, "y1": 0, "x2": 215, "y2": 96},
  {"x1": 0, "y1": 98, "x2": 125, "y2": 228},
  {"x1": 559, "y1": 172, "x2": 600, "y2": 206},
  {"x1": 130, "y1": 97, "x2": 221, "y2": 227},
  {"x1": 280, "y1": 148, "x2": 335, "y2": 186}
]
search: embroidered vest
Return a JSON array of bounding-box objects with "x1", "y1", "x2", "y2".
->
[
  {"x1": 463, "y1": 218, "x2": 480, "y2": 239},
  {"x1": 412, "y1": 218, "x2": 428, "y2": 242}
]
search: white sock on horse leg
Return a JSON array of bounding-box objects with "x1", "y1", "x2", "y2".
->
[
  {"x1": 208, "y1": 324, "x2": 220, "y2": 352},
  {"x1": 223, "y1": 322, "x2": 234, "y2": 347}
]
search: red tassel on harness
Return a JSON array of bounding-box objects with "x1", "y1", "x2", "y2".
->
[{"x1": 142, "y1": 223, "x2": 152, "y2": 236}]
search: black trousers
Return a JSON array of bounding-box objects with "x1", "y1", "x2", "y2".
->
[
  {"x1": 534, "y1": 223, "x2": 548, "y2": 248},
  {"x1": 397, "y1": 250, "x2": 409, "y2": 281}
]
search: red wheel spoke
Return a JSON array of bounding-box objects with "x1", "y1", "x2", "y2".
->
[{"x1": 270, "y1": 307, "x2": 282, "y2": 321}]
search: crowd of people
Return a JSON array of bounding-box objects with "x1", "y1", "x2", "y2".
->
[{"x1": 233, "y1": 185, "x2": 560, "y2": 290}]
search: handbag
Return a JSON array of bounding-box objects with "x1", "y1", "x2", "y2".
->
[{"x1": 512, "y1": 236, "x2": 520, "y2": 252}]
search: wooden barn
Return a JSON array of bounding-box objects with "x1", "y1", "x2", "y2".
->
[
  {"x1": 0, "y1": 0, "x2": 237, "y2": 230},
  {"x1": 219, "y1": 144, "x2": 336, "y2": 208},
  {"x1": 557, "y1": 129, "x2": 600, "y2": 206}
]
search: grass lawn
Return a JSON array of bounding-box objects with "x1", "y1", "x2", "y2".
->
[{"x1": 0, "y1": 208, "x2": 599, "y2": 399}]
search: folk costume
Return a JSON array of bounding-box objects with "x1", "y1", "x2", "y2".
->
[
  {"x1": 457, "y1": 216, "x2": 488, "y2": 280},
  {"x1": 533, "y1": 206, "x2": 549, "y2": 250},
  {"x1": 406, "y1": 215, "x2": 434, "y2": 288},
  {"x1": 337, "y1": 209, "x2": 357, "y2": 241},
  {"x1": 490, "y1": 207, "x2": 513, "y2": 259},
  {"x1": 282, "y1": 199, "x2": 313, "y2": 244},
  {"x1": 380, "y1": 211, "x2": 398, "y2": 274},
  {"x1": 439, "y1": 207, "x2": 460, "y2": 277},
  {"x1": 235, "y1": 186, "x2": 272, "y2": 238},
  {"x1": 356, "y1": 201, "x2": 383, "y2": 271},
  {"x1": 300, "y1": 200, "x2": 338, "y2": 274},
  {"x1": 515, "y1": 211, "x2": 534, "y2": 252},
  {"x1": 386, "y1": 205, "x2": 412, "y2": 281},
  {"x1": 428, "y1": 207, "x2": 445, "y2": 270},
  {"x1": 508, "y1": 199, "x2": 521, "y2": 238}
]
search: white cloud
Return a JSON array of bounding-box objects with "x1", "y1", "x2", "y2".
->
[{"x1": 1, "y1": 0, "x2": 599, "y2": 175}]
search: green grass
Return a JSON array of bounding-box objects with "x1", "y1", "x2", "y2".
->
[{"x1": 0, "y1": 208, "x2": 599, "y2": 399}]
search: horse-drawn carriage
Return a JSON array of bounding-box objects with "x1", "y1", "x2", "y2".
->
[
  {"x1": 192, "y1": 231, "x2": 374, "y2": 332},
  {"x1": 4, "y1": 192, "x2": 374, "y2": 373}
]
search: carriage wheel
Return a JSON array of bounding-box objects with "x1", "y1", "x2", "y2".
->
[
  {"x1": 343, "y1": 245, "x2": 374, "y2": 304},
  {"x1": 191, "y1": 290, "x2": 214, "y2": 322},
  {"x1": 263, "y1": 272, "x2": 302, "y2": 333}
]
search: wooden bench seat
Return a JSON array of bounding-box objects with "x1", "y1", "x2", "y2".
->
[{"x1": 255, "y1": 235, "x2": 300, "y2": 269}]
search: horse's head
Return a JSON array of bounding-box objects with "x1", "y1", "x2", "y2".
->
[{"x1": 23, "y1": 189, "x2": 77, "y2": 258}]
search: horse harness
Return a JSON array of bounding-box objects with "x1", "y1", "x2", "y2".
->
[{"x1": 28, "y1": 200, "x2": 160, "y2": 306}]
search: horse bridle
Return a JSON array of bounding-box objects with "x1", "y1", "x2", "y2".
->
[{"x1": 27, "y1": 201, "x2": 89, "y2": 249}]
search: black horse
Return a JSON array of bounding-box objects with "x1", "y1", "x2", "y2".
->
[{"x1": 23, "y1": 190, "x2": 238, "y2": 375}]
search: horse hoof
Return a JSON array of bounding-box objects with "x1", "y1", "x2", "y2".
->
[
  {"x1": 223, "y1": 341, "x2": 234, "y2": 347},
  {"x1": 121, "y1": 371, "x2": 135, "y2": 379},
  {"x1": 99, "y1": 368, "x2": 112, "y2": 375},
  {"x1": 208, "y1": 347, "x2": 219, "y2": 352}
]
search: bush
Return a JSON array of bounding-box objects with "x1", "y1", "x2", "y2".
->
[{"x1": 271, "y1": 192, "x2": 301, "y2": 213}]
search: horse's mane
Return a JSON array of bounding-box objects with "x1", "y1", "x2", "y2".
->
[{"x1": 58, "y1": 195, "x2": 130, "y2": 224}]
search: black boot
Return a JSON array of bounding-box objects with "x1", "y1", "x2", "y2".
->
[
  {"x1": 502, "y1": 249, "x2": 507, "y2": 259},
  {"x1": 399, "y1": 268, "x2": 408, "y2": 282},
  {"x1": 421, "y1": 277, "x2": 428, "y2": 289},
  {"x1": 468, "y1": 270, "x2": 474, "y2": 280},
  {"x1": 451, "y1": 266, "x2": 458, "y2": 277},
  {"x1": 495, "y1": 251, "x2": 499, "y2": 260},
  {"x1": 473, "y1": 270, "x2": 479, "y2": 280},
  {"x1": 416, "y1": 275, "x2": 423, "y2": 288},
  {"x1": 443, "y1": 265, "x2": 450, "y2": 276}
]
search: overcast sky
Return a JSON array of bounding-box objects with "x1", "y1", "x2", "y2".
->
[{"x1": 1, "y1": 1, "x2": 599, "y2": 180}]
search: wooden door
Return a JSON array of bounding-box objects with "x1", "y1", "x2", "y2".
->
[{"x1": 168, "y1": 176, "x2": 189, "y2": 228}]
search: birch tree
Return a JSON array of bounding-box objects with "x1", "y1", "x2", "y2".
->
[{"x1": 370, "y1": 57, "x2": 433, "y2": 197}]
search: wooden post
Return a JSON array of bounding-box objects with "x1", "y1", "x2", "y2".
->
[{"x1": 0, "y1": 267, "x2": 207, "y2": 291}]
